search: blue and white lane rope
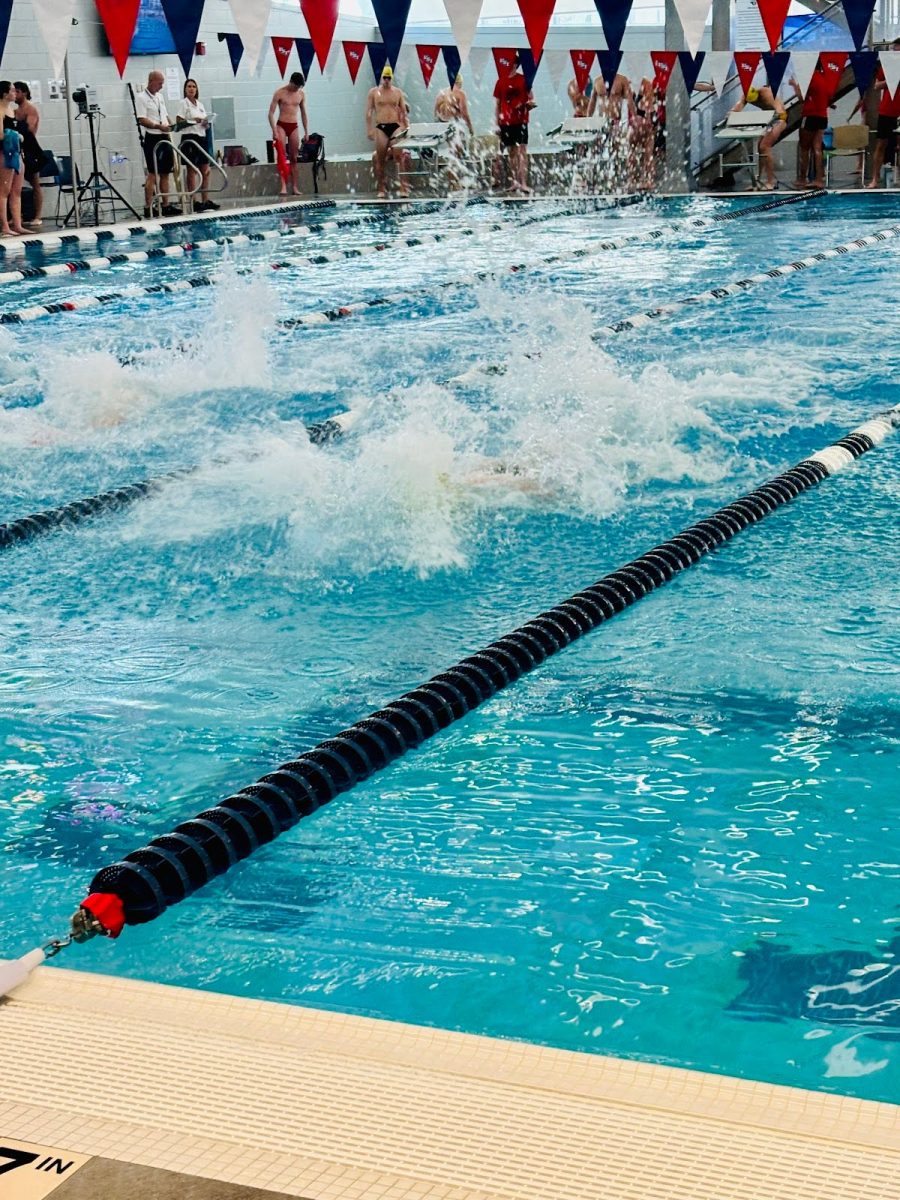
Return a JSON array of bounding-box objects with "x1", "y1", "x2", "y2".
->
[
  {"x1": 280, "y1": 190, "x2": 818, "y2": 329},
  {"x1": 0, "y1": 410, "x2": 359, "y2": 553},
  {"x1": 0, "y1": 198, "x2": 629, "y2": 324},
  {"x1": 51, "y1": 401, "x2": 899, "y2": 938}
]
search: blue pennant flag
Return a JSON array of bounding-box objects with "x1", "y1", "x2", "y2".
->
[
  {"x1": 218, "y1": 32, "x2": 244, "y2": 76},
  {"x1": 367, "y1": 42, "x2": 390, "y2": 82},
  {"x1": 295, "y1": 38, "x2": 316, "y2": 78},
  {"x1": 596, "y1": 49, "x2": 623, "y2": 89},
  {"x1": 843, "y1": 0, "x2": 877, "y2": 50},
  {"x1": 442, "y1": 45, "x2": 462, "y2": 86},
  {"x1": 519, "y1": 49, "x2": 542, "y2": 90},
  {"x1": 370, "y1": 0, "x2": 413, "y2": 69},
  {"x1": 848, "y1": 49, "x2": 877, "y2": 95},
  {"x1": 161, "y1": 0, "x2": 207, "y2": 75},
  {"x1": 592, "y1": 0, "x2": 634, "y2": 54},
  {"x1": 0, "y1": 0, "x2": 12, "y2": 68},
  {"x1": 762, "y1": 51, "x2": 790, "y2": 95},
  {"x1": 678, "y1": 51, "x2": 705, "y2": 94}
]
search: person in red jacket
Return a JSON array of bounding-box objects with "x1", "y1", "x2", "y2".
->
[
  {"x1": 493, "y1": 53, "x2": 536, "y2": 193},
  {"x1": 792, "y1": 62, "x2": 831, "y2": 189},
  {"x1": 864, "y1": 44, "x2": 900, "y2": 188}
]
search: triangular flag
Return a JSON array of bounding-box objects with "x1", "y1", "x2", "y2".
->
[
  {"x1": 593, "y1": 0, "x2": 634, "y2": 54},
  {"x1": 442, "y1": 45, "x2": 462, "y2": 84},
  {"x1": 545, "y1": 49, "x2": 569, "y2": 91},
  {"x1": 878, "y1": 50, "x2": 900, "y2": 99},
  {"x1": 368, "y1": 42, "x2": 390, "y2": 82},
  {"x1": 596, "y1": 49, "x2": 623, "y2": 90},
  {"x1": 32, "y1": 0, "x2": 78, "y2": 79},
  {"x1": 651, "y1": 49, "x2": 677, "y2": 94},
  {"x1": 757, "y1": 0, "x2": 791, "y2": 52},
  {"x1": 705, "y1": 50, "x2": 732, "y2": 95},
  {"x1": 301, "y1": 0, "x2": 338, "y2": 71},
  {"x1": 493, "y1": 47, "x2": 518, "y2": 79},
  {"x1": 517, "y1": 0, "x2": 555, "y2": 60},
  {"x1": 678, "y1": 50, "x2": 705, "y2": 93},
  {"x1": 324, "y1": 40, "x2": 341, "y2": 80},
  {"x1": 789, "y1": 51, "x2": 819, "y2": 101},
  {"x1": 0, "y1": 0, "x2": 12, "y2": 69},
  {"x1": 160, "y1": 0, "x2": 206, "y2": 75},
  {"x1": 671, "y1": 0, "x2": 711, "y2": 57},
  {"x1": 519, "y1": 48, "x2": 542, "y2": 90},
  {"x1": 371, "y1": 0, "x2": 412, "y2": 69},
  {"x1": 272, "y1": 36, "x2": 294, "y2": 78},
  {"x1": 819, "y1": 51, "x2": 848, "y2": 99},
  {"x1": 734, "y1": 50, "x2": 762, "y2": 95},
  {"x1": 442, "y1": 0, "x2": 483, "y2": 65},
  {"x1": 343, "y1": 40, "x2": 367, "y2": 84},
  {"x1": 228, "y1": 0, "x2": 270, "y2": 75},
  {"x1": 571, "y1": 49, "x2": 594, "y2": 94},
  {"x1": 417, "y1": 44, "x2": 441, "y2": 86},
  {"x1": 295, "y1": 38, "x2": 316, "y2": 79},
  {"x1": 843, "y1": 0, "x2": 877, "y2": 51},
  {"x1": 95, "y1": 0, "x2": 141, "y2": 77},
  {"x1": 849, "y1": 49, "x2": 877, "y2": 96},
  {"x1": 622, "y1": 51, "x2": 653, "y2": 85},
  {"x1": 468, "y1": 46, "x2": 491, "y2": 87},
  {"x1": 762, "y1": 50, "x2": 790, "y2": 94},
  {"x1": 218, "y1": 31, "x2": 245, "y2": 76}
]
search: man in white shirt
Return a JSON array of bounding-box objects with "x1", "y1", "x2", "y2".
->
[{"x1": 134, "y1": 70, "x2": 179, "y2": 217}]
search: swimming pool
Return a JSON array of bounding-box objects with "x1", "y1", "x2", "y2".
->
[{"x1": 1, "y1": 193, "x2": 898, "y2": 1104}]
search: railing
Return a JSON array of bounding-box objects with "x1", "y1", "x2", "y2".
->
[{"x1": 150, "y1": 139, "x2": 228, "y2": 216}]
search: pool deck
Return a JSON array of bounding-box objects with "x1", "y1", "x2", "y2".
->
[{"x1": 1, "y1": 965, "x2": 898, "y2": 1200}]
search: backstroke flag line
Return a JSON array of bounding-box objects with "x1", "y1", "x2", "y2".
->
[
  {"x1": 672, "y1": 0, "x2": 712, "y2": 56},
  {"x1": 229, "y1": 0, "x2": 270, "y2": 75},
  {"x1": 442, "y1": 0, "x2": 483, "y2": 65},
  {"x1": 95, "y1": 0, "x2": 142, "y2": 77},
  {"x1": 32, "y1": 0, "x2": 77, "y2": 79}
]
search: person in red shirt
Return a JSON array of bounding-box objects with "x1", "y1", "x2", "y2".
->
[
  {"x1": 493, "y1": 54, "x2": 536, "y2": 193},
  {"x1": 861, "y1": 43, "x2": 900, "y2": 188},
  {"x1": 792, "y1": 62, "x2": 830, "y2": 189}
]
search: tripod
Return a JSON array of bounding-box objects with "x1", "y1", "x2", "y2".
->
[{"x1": 64, "y1": 107, "x2": 140, "y2": 227}]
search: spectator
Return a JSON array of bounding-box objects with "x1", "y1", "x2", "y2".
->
[
  {"x1": 268, "y1": 72, "x2": 309, "y2": 197},
  {"x1": 365, "y1": 66, "x2": 410, "y2": 199},
  {"x1": 177, "y1": 79, "x2": 218, "y2": 211},
  {"x1": 134, "y1": 70, "x2": 178, "y2": 217},
  {"x1": 14, "y1": 82, "x2": 44, "y2": 228},
  {"x1": 493, "y1": 53, "x2": 536, "y2": 194},
  {"x1": 567, "y1": 76, "x2": 591, "y2": 118},
  {"x1": 792, "y1": 63, "x2": 829, "y2": 189},
  {"x1": 859, "y1": 40, "x2": 900, "y2": 188},
  {"x1": 0, "y1": 80, "x2": 25, "y2": 236}
]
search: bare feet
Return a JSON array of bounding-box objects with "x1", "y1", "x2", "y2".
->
[{"x1": 865, "y1": 180, "x2": 879, "y2": 189}]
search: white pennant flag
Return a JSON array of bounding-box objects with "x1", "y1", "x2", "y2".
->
[
  {"x1": 672, "y1": 0, "x2": 712, "y2": 57},
  {"x1": 229, "y1": 0, "x2": 272, "y2": 76},
  {"x1": 705, "y1": 50, "x2": 733, "y2": 95},
  {"x1": 443, "y1": 0, "x2": 484, "y2": 66},
  {"x1": 32, "y1": 0, "x2": 77, "y2": 79},
  {"x1": 880, "y1": 50, "x2": 900, "y2": 99},
  {"x1": 622, "y1": 52, "x2": 653, "y2": 86},
  {"x1": 789, "y1": 51, "x2": 818, "y2": 101},
  {"x1": 544, "y1": 49, "x2": 569, "y2": 92},
  {"x1": 324, "y1": 41, "x2": 341, "y2": 81},
  {"x1": 468, "y1": 46, "x2": 491, "y2": 87}
]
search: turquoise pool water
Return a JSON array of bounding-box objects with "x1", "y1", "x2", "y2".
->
[{"x1": 1, "y1": 194, "x2": 898, "y2": 1103}]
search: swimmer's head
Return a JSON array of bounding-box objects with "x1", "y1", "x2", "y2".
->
[
  {"x1": 453, "y1": 73, "x2": 463, "y2": 87},
  {"x1": 381, "y1": 65, "x2": 393, "y2": 80},
  {"x1": 746, "y1": 85, "x2": 759, "y2": 102},
  {"x1": 290, "y1": 71, "x2": 305, "y2": 88}
]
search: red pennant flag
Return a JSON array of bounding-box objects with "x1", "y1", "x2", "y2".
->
[
  {"x1": 651, "y1": 50, "x2": 677, "y2": 94},
  {"x1": 272, "y1": 36, "x2": 294, "y2": 78},
  {"x1": 818, "y1": 51, "x2": 848, "y2": 100},
  {"x1": 301, "y1": 0, "x2": 339, "y2": 71},
  {"x1": 734, "y1": 51, "x2": 762, "y2": 95},
  {"x1": 757, "y1": 0, "x2": 791, "y2": 53},
  {"x1": 95, "y1": 0, "x2": 141, "y2": 77},
  {"x1": 493, "y1": 47, "x2": 518, "y2": 79},
  {"x1": 516, "y1": 0, "x2": 556, "y2": 60},
  {"x1": 343, "y1": 40, "x2": 367, "y2": 83},
  {"x1": 416, "y1": 44, "x2": 440, "y2": 87},
  {"x1": 570, "y1": 49, "x2": 594, "y2": 94}
]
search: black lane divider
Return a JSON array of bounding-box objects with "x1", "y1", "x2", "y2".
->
[
  {"x1": 79, "y1": 402, "x2": 900, "y2": 931},
  {"x1": 0, "y1": 415, "x2": 350, "y2": 553}
]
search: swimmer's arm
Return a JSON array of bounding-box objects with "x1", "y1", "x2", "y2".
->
[
  {"x1": 365, "y1": 89, "x2": 376, "y2": 138},
  {"x1": 400, "y1": 94, "x2": 410, "y2": 130},
  {"x1": 299, "y1": 94, "x2": 309, "y2": 138},
  {"x1": 268, "y1": 94, "x2": 278, "y2": 132},
  {"x1": 693, "y1": 81, "x2": 715, "y2": 93},
  {"x1": 730, "y1": 95, "x2": 747, "y2": 113},
  {"x1": 458, "y1": 91, "x2": 473, "y2": 133},
  {"x1": 790, "y1": 76, "x2": 802, "y2": 102}
]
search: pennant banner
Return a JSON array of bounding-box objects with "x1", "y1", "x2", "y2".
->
[
  {"x1": 468, "y1": 46, "x2": 491, "y2": 86},
  {"x1": 493, "y1": 47, "x2": 518, "y2": 78},
  {"x1": 519, "y1": 48, "x2": 542, "y2": 89},
  {"x1": 593, "y1": 0, "x2": 634, "y2": 54},
  {"x1": 544, "y1": 49, "x2": 569, "y2": 91},
  {"x1": 848, "y1": 49, "x2": 877, "y2": 96},
  {"x1": 295, "y1": 38, "x2": 316, "y2": 79},
  {"x1": 705, "y1": 50, "x2": 733, "y2": 95},
  {"x1": 0, "y1": 0, "x2": 10, "y2": 69},
  {"x1": 442, "y1": 0, "x2": 483, "y2": 65},
  {"x1": 678, "y1": 50, "x2": 705, "y2": 94},
  {"x1": 417, "y1": 44, "x2": 440, "y2": 86},
  {"x1": 368, "y1": 41, "x2": 390, "y2": 82},
  {"x1": 517, "y1": 0, "x2": 555, "y2": 60},
  {"x1": 843, "y1": 0, "x2": 877, "y2": 51},
  {"x1": 32, "y1": 0, "x2": 78, "y2": 79},
  {"x1": 371, "y1": 0, "x2": 412, "y2": 69},
  {"x1": 762, "y1": 50, "x2": 790, "y2": 94},
  {"x1": 218, "y1": 31, "x2": 244, "y2": 75},
  {"x1": 161, "y1": 0, "x2": 206, "y2": 75},
  {"x1": 442, "y1": 44, "x2": 462, "y2": 84},
  {"x1": 95, "y1": 0, "x2": 141, "y2": 77},
  {"x1": 757, "y1": 0, "x2": 791, "y2": 53},
  {"x1": 343, "y1": 40, "x2": 366, "y2": 83},
  {"x1": 672, "y1": 0, "x2": 711, "y2": 57},
  {"x1": 819, "y1": 50, "x2": 848, "y2": 99},
  {"x1": 301, "y1": 0, "x2": 338, "y2": 71},
  {"x1": 734, "y1": 50, "x2": 762, "y2": 94},
  {"x1": 789, "y1": 50, "x2": 819, "y2": 101},
  {"x1": 622, "y1": 50, "x2": 653, "y2": 85},
  {"x1": 229, "y1": 0, "x2": 270, "y2": 76},
  {"x1": 651, "y1": 49, "x2": 677, "y2": 94},
  {"x1": 596, "y1": 49, "x2": 623, "y2": 90},
  {"x1": 272, "y1": 36, "x2": 294, "y2": 78},
  {"x1": 571, "y1": 49, "x2": 594, "y2": 94},
  {"x1": 881, "y1": 51, "x2": 900, "y2": 99}
]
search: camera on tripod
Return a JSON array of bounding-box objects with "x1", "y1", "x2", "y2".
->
[{"x1": 72, "y1": 86, "x2": 100, "y2": 116}]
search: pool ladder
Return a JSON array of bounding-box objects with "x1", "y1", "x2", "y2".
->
[{"x1": 149, "y1": 139, "x2": 229, "y2": 217}]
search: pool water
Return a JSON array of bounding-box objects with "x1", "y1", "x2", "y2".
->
[{"x1": 1, "y1": 194, "x2": 898, "y2": 1103}]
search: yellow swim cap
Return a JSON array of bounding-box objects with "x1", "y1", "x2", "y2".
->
[
  {"x1": 747, "y1": 86, "x2": 759, "y2": 102},
  {"x1": 381, "y1": 65, "x2": 393, "y2": 78}
]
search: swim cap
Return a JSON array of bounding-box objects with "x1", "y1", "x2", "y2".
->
[
  {"x1": 381, "y1": 65, "x2": 393, "y2": 78},
  {"x1": 746, "y1": 86, "x2": 759, "y2": 102}
]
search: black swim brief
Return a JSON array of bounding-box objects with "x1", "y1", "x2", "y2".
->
[{"x1": 376, "y1": 122, "x2": 401, "y2": 140}]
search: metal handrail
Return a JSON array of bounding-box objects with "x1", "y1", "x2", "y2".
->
[{"x1": 151, "y1": 138, "x2": 228, "y2": 216}]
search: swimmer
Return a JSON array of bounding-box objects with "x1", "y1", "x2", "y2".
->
[
  {"x1": 366, "y1": 65, "x2": 411, "y2": 199},
  {"x1": 730, "y1": 78, "x2": 789, "y2": 190},
  {"x1": 269, "y1": 73, "x2": 309, "y2": 196}
]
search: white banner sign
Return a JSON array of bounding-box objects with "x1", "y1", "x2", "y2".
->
[
  {"x1": 229, "y1": 0, "x2": 272, "y2": 75},
  {"x1": 32, "y1": 0, "x2": 77, "y2": 79},
  {"x1": 442, "y1": 0, "x2": 484, "y2": 65}
]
